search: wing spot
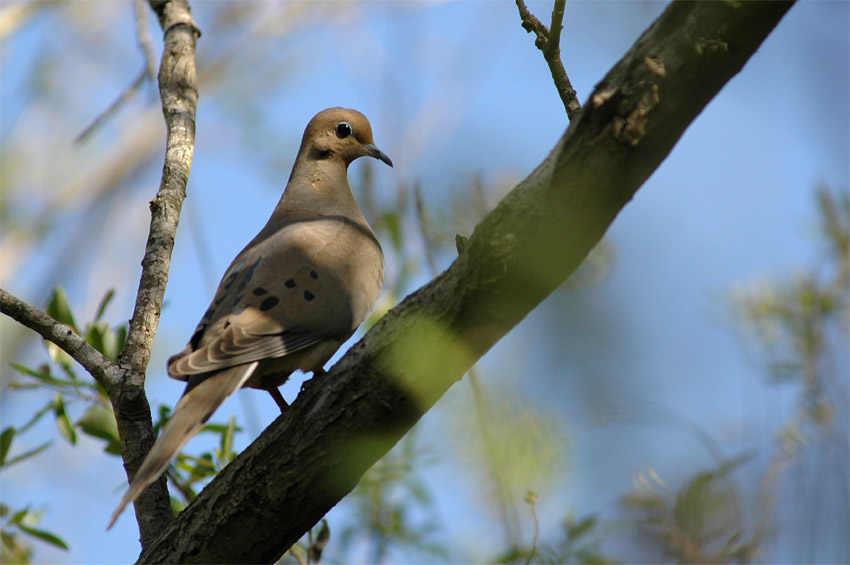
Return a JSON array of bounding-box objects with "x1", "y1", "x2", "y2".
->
[
  {"x1": 310, "y1": 270, "x2": 319, "y2": 279},
  {"x1": 304, "y1": 290, "x2": 315, "y2": 301},
  {"x1": 260, "y1": 296, "x2": 280, "y2": 311},
  {"x1": 252, "y1": 287, "x2": 269, "y2": 296},
  {"x1": 284, "y1": 278, "x2": 297, "y2": 288}
]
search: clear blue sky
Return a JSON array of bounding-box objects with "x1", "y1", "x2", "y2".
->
[{"x1": 1, "y1": 1, "x2": 847, "y2": 562}]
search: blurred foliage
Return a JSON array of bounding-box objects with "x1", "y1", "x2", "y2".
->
[
  {"x1": 334, "y1": 432, "x2": 446, "y2": 563},
  {"x1": 1, "y1": 504, "x2": 69, "y2": 565},
  {"x1": 622, "y1": 458, "x2": 755, "y2": 563},
  {"x1": 732, "y1": 188, "x2": 848, "y2": 471},
  {"x1": 448, "y1": 376, "x2": 568, "y2": 553}
]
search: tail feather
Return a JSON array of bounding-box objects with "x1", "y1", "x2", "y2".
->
[{"x1": 107, "y1": 362, "x2": 258, "y2": 530}]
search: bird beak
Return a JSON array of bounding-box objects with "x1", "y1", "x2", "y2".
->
[{"x1": 365, "y1": 144, "x2": 393, "y2": 168}]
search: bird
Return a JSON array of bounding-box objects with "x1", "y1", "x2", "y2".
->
[{"x1": 108, "y1": 107, "x2": 392, "y2": 529}]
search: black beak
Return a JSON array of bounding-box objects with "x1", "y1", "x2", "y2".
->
[{"x1": 365, "y1": 144, "x2": 393, "y2": 168}]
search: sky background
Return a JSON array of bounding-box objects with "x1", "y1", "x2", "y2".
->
[{"x1": 1, "y1": 1, "x2": 848, "y2": 563}]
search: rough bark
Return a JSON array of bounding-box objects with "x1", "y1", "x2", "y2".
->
[{"x1": 138, "y1": 1, "x2": 795, "y2": 562}]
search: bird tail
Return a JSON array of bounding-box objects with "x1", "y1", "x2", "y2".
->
[{"x1": 107, "y1": 362, "x2": 258, "y2": 530}]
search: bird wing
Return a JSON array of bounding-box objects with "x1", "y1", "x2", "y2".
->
[{"x1": 168, "y1": 215, "x2": 384, "y2": 379}]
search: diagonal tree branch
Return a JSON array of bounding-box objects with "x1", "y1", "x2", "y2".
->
[
  {"x1": 0, "y1": 288, "x2": 118, "y2": 390},
  {"x1": 516, "y1": 0, "x2": 581, "y2": 120},
  {"x1": 138, "y1": 1, "x2": 795, "y2": 562}
]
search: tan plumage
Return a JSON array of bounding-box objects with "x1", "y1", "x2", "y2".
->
[{"x1": 108, "y1": 108, "x2": 391, "y2": 529}]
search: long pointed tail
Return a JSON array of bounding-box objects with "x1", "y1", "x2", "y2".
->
[{"x1": 107, "y1": 362, "x2": 258, "y2": 530}]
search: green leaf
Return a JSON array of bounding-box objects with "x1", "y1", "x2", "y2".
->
[
  {"x1": 77, "y1": 404, "x2": 120, "y2": 449},
  {"x1": 1, "y1": 441, "x2": 52, "y2": 468},
  {"x1": 45, "y1": 287, "x2": 77, "y2": 331},
  {"x1": 52, "y1": 394, "x2": 76, "y2": 445},
  {"x1": 113, "y1": 325, "x2": 127, "y2": 359},
  {"x1": 0, "y1": 428, "x2": 13, "y2": 465},
  {"x1": 94, "y1": 289, "x2": 115, "y2": 321},
  {"x1": 0, "y1": 530, "x2": 16, "y2": 551},
  {"x1": 46, "y1": 341, "x2": 76, "y2": 374},
  {"x1": 9, "y1": 363, "x2": 50, "y2": 380},
  {"x1": 566, "y1": 515, "x2": 597, "y2": 541},
  {"x1": 18, "y1": 400, "x2": 56, "y2": 434},
  {"x1": 218, "y1": 415, "x2": 236, "y2": 465},
  {"x1": 8, "y1": 508, "x2": 28, "y2": 526},
  {"x1": 84, "y1": 318, "x2": 127, "y2": 361},
  {"x1": 85, "y1": 322, "x2": 105, "y2": 355},
  {"x1": 18, "y1": 524, "x2": 69, "y2": 550}
]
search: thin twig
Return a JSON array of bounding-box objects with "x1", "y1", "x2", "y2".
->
[
  {"x1": 75, "y1": 67, "x2": 150, "y2": 143},
  {"x1": 135, "y1": 0, "x2": 158, "y2": 80},
  {"x1": 516, "y1": 0, "x2": 581, "y2": 121},
  {"x1": 0, "y1": 288, "x2": 118, "y2": 392},
  {"x1": 75, "y1": 0, "x2": 158, "y2": 143},
  {"x1": 525, "y1": 491, "x2": 540, "y2": 565}
]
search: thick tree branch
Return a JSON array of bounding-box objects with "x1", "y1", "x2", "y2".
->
[
  {"x1": 139, "y1": 1, "x2": 794, "y2": 562},
  {"x1": 108, "y1": 0, "x2": 201, "y2": 547},
  {"x1": 516, "y1": 0, "x2": 581, "y2": 121},
  {"x1": 0, "y1": 288, "x2": 118, "y2": 389}
]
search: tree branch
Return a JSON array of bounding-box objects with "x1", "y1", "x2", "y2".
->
[
  {"x1": 107, "y1": 0, "x2": 201, "y2": 547},
  {"x1": 516, "y1": 0, "x2": 581, "y2": 121},
  {"x1": 139, "y1": 1, "x2": 795, "y2": 562},
  {"x1": 0, "y1": 288, "x2": 118, "y2": 390}
]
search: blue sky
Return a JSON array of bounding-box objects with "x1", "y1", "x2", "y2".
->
[{"x1": 1, "y1": 1, "x2": 848, "y2": 562}]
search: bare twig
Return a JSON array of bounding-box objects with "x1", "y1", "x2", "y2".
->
[
  {"x1": 75, "y1": 67, "x2": 151, "y2": 143},
  {"x1": 516, "y1": 0, "x2": 581, "y2": 121},
  {"x1": 0, "y1": 288, "x2": 118, "y2": 391},
  {"x1": 524, "y1": 491, "x2": 540, "y2": 565},
  {"x1": 74, "y1": 0, "x2": 159, "y2": 143},
  {"x1": 135, "y1": 0, "x2": 158, "y2": 80}
]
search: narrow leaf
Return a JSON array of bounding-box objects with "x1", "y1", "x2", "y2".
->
[
  {"x1": 53, "y1": 394, "x2": 76, "y2": 445},
  {"x1": 18, "y1": 524, "x2": 69, "y2": 550},
  {"x1": 1, "y1": 441, "x2": 52, "y2": 468},
  {"x1": 0, "y1": 428, "x2": 14, "y2": 465},
  {"x1": 94, "y1": 289, "x2": 115, "y2": 321},
  {"x1": 45, "y1": 287, "x2": 77, "y2": 331},
  {"x1": 77, "y1": 404, "x2": 120, "y2": 453}
]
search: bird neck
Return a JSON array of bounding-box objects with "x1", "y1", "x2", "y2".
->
[{"x1": 274, "y1": 156, "x2": 365, "y2": 222}]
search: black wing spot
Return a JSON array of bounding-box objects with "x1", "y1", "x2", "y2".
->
[
  {"x1": 252, "y1": 287, "x2": 269, "y2": 296},
  {"x1": 304, "y1": 290, "x2": 315, "y2": 301},
  {"x1": 284, "y1": 278, "x2": 297, "y2": 288},
  {"x1": 260, "y1": 296, "x2": 280, "y2": 311},
  {"x1": 310, "y1": 270, "x2": 319, "y2": 279},
  {"x1": 190, "y1": 326, "x2": 205, "y2": 350},
  {"x1": 222, "y1": 271, "x2": 239, "y2": 290}
]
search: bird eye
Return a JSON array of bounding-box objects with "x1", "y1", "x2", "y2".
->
[{"x1": 336, "y1": 121, "x2": 353, "y2": 138}]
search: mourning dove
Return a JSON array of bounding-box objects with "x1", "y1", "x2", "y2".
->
[{"x1": 108, "y1": 107, "x2": 391, "y2": 529}]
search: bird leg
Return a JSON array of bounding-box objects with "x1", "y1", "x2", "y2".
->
[{"x1": 267, "y1": 386, "x2": 289, "y2": 412}]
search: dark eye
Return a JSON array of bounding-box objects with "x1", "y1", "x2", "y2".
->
[{"x1": 336, "y1": 121, "x2": 353, "y2": 138}]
